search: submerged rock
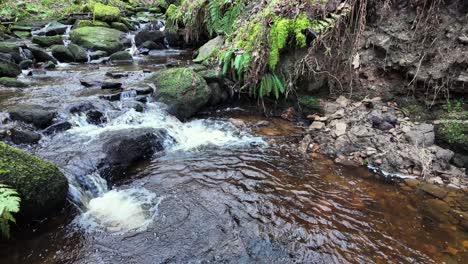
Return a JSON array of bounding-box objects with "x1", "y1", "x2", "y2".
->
[
  {"x1": 70, "y1": 26, "x2": 125, "y2": 54},
  {"x1": 0, "y1": 142, "x2": 68, "y2": 220},
  {"x1": 148, "y1": 67, "x2": 211, "y2": 120}
]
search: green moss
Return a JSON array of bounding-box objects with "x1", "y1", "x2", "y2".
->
[
  {"x1": 0, "y1": 142, "x2": 68, "y2": 219},
  {"x1": 32, "y1": 35, "x2": 63, "y2": 47},
  {"x1": 0, "y1": 61, "x2": 21, "y2": 78},
  {"x1": 165, "y1": 4, "x2": 180, "y2": 33},
  {"x1": 298, "y1": 95, "x2": 322, "y2": 114},
  {"x1": 0, "y1": 77, "x2": 27, "y2": 87},
  {"x1": 70, "y1": 26, "x2": 124, "y2": 54},
  {"x1": 110, "y1": 22, "x2": 129, "y2": 32},
  {"x1": 0, "y1": 42, "x2": 19, "y2": 54},
  {"x1": 93, "y1": 3, "x2": 121, "y2": 22},
  {"x1": 76, "y1": 20, "x2": 110, "y2": 28}
]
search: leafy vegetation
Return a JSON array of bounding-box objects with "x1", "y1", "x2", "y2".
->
[
  {"x1": 439, "y1": 99, "x2": 467, "y2": 145},
  {"x1": 0, "y1": 182, "x2": 20, "y2": 239}
]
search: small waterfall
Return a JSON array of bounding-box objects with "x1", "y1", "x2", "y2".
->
[
  {"x1": 63, "y1": 25, "x2": 72, "y2": 46},
  {"x1": 126, "y1": 33, "x2": 138, "y2": 56},
  {"x1": 52, "y1": 103, "x2": 266, "y2": 233}
]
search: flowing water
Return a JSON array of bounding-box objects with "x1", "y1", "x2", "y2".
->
[{"x1": 0, "y1": 39, "x2": 467, "y2": 263}]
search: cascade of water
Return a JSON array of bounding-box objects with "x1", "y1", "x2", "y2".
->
[
  {"x1": 126, "y1": 33, "x2": 138, "y2": 56},
  {"x1": 56, "y1": 103, "x2": 266, "y2": 232},
  {"x1": 120, "y1": 90, "x2": 137, "y2": 100},
  {"x1": 63, "y1": 25, "x2": 72, "y2": 46}
]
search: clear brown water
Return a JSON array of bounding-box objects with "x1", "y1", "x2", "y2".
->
[{"x1": 0, "y1": 51, "x2": 467, "y2": 264}]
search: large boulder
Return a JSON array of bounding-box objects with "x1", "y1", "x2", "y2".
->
[
  {"x1": 0, "y1": 60, "x2": 21, "y2": 77},
  {"x1": 51, "y1": 45, "x2": 75, "y2": 62},
  {"x1": 93, "y1": 3, "x2": 121, "y2": 23},
  {"x1": 0, "y1": 142, "x2": 68, "y2": 220},
  {"x1": 109, "y1": 51, "x2": 133, "y2": 62},
  {"x1": 135, "y1": 29, "x2": 165, "y2": 47},
  {"x1": 68, "y1": 44, "x2": 88, "y2": 62},
  {"x1": 70, "y1": 26, "x2": 125, "y2": 54},
  {"x1": 32, "y1": 35, "x2": 63, "y2": 47},
  {"x1": 44, "y1": 22, "x2": 69, "y2": 36},
  {"x1": 148, "y1": 68, "x2": 212, "y2": 119},
  {"x1": 27, "y1": 46, "x2": 58, "y2": 64},
  {"x1": 193, "y1": 36, "x2": 224, "y2": 63},
  {"x1": 8, "y1": 104, "x2": 56, "y2": 129}
]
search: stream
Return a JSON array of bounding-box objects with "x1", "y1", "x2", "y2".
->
[{"x1": 0, "y1": 25, "x2": 467, "y2": 264}]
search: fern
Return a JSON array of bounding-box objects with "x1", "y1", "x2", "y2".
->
[
  {"x1": 206, "y1": 0, "x2": 223, "y2": 35},
  {"x1": 258, "y1": 73, "x2": 285, "y2": 99},
  {"x1": 0, "y1": 183, "x2": 20, "y2": 239}
]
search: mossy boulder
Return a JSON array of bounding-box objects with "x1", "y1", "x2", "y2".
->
[
  {"x1": 0, "y1": 77, "x2": 27, "y2": 87},
  {"x1": 0, "y1": 42, "x2": 20, "y2": 54},
  {"x1": 51, "y1": 45, "x2": 75, "y2": 63},
  {"x1": 8, "y1": 104, "x2": 56, "y2": 128},
  {"x1": 27, "y1": 46, "x2": 58, "y2": 64},
  {"x1": 111, "y1": 22, "x2": 129, "y2": 32},
  {"x1": 75, "y1": 20, "x2": 110, "y2": 28},
  {"x1": 68, "y1": 44, "x2": 88, "y2": 63},
  {"x1": 70, "y1": 26, "x2": 125, "y2": 54},
  {"x1": 193, "y1": 36, "x2": 224, "y2": 63},
  {"x1": 32, "y1": 35, "x2": 63, "y2": 47},
  {"x1": 19, "y1": 60, "x2": 33, "y2": 70},
  {"x1": 109, "y1": 51, "x2": 133, "y2": 62},
  {"x1": 0, "y1": 142, "x2": 68, "y2": 220},
  {"x1": 148, "y1": 67, "x2": 212, "y2": 119},
  {"x1": 0, "y1": 60, "x2": 21, "y2": 77},
  {"x1": 93, "y1": 3, "x2": 121, "y2": 22}
]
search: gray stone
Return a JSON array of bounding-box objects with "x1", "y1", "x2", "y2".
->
[{"x1": 405, "y1": 123, "x2": 435, "y2": 147}]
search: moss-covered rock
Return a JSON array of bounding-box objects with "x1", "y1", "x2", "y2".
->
[
  {"x1": 32, "y1": 35, "x2": 63, "y2": 47},
  {"x1": 109, "y1": 51, "x2": 133, "y2": 62},
  {"x1": 70, "y1": 26, "x2": 124, "y2": 54},
  {"x1": 0, "y1": 60, "x2": 21, "y2": 77},
  {"x1": 0, "y1": 42, "x2": 20, "y2": 54},
  {"x1": 68, "y1": 44, "x2": 88, "y2": 63},
  {"x1": 28, "y1": 46, "x2": 58, "y2": 64},
  {"x1": 298, "y1": 95, "x2": 322, "y2": 114},
  {"x1": 111, "y1": 22, "x2": 129, "y2": 32},
  {"x1": 193, "y1": 36, "x2": 224, "y2": 63},
  {"x1": 14, "y1": 31, "x2": 32, "y2": 39},
  {"x1": 93, "y1": 3, "x2": 121, "y2": 22},
  {"x1": 19, "y1": 60, "x2": 33, "y2": 70},
  {"x1": 51, "y1": 45, "x2": 75, "y2": 63},
  {"x1": 0, "y1": 142, "x2": 68, "y2": 220},
  {"x1": 75, "y1": 20, "x2": 110, "y2": 28},
  {"x1": 148, "y1": 67, "x2": 211, "y2": 119},
  {"x1": 0, "y1": 77, "x2": 27, "y2": 87}
]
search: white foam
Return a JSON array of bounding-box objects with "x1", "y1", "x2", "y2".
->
[
  {"x1": 67, "y1": 102, "x2": 266, "y2": 151},
  {"x1": 75, "y1": 188, "x2": 163, "y2": 234}
]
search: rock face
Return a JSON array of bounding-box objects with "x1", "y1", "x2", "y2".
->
[
  {"x1": 0, "y1": 142, "x2": 68, "y2": 220},
  {"x1": 148, "y1": 68, "x2": 212, "y2": 120},
  {"x1": 8, "y1": 105, "x2": 56, "y2": 129},
  {"x1": 70, "y1": 26, "x2": 125, "y2": 54},
  {"x1": 193, "y1": 36, "x2": 224, "y2": 63}
]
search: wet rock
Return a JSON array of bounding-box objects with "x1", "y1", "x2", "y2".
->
[
  {"x1": 8, "y1": 104, "x2": 56, "y2": 129},
  {"x1": 19, "y1": 59, "x2": 33, "y2": 69},
  {"x1": 121, "y1": 100, "x2": 144, "y2": 112},
  {"x1": 140, "y1": 40, "x2": 164, "y2": 50},
  {"x1": 43, "y1": 121, "x2": 72, "y2": 135},
  {"x1": 405, "y1": 123, "x2": 435, "y2": 147},
  {"x1": 109, "y1": 51, "x2": 133, "y2": 63},
  {"x1": 32, "y1": 35, "x2": 63, "y2": 47},
  {"x1": 0, "y1": 42, "x2": 20, "y2": 55},
  {"x1": 68, "y1": 44, "x2": 88, "y2": 63},
  {"x1": 110, "y1": 22, "x2": 129, "y2": 32},
  {"x1": 105, "y1": 71, "x2": 128, "y2": 78},
  {"x1": 208, "y1": 82, "x2": 228, "y2": 105},
  {"x1": 147, "y1": 67, "x2": 211, "y2": 120},
  {"x1": 86, "y1": 110, "x2": 106, "y2": 125},
  {"x1": 43, "y1": 60, "x2": 56, "y2": 69},
  {"x1": 27, "y1": 46, "x2": 58, "y2": 64},
  {"x1": 9, "y1": 128, "x2": 41, "y2": 144},
  {"x1": 100, "y1": 128, "x2": 169, "y2": 181},
  {"x1": 70, "y1": 26, "x2": 125, "y2": 54},
  {"x1": 420, "y1": 183, "x2": 448, "y2": 199},
  {"x1": 101, "y1": 81, "x2": 122, "y2": 89},
  {"x1": 89, "y1": 50, "x2": 108, "y2": 60},
  {"x1": 80, "y1": 78, "x2": 101, "y2": 87},
  {"x1": 193, "y1": 36, "x2": 224, "y2": 63},
  {"x1": 0, "y1": 60, "x2": 21, "y2": 77},
  {"x1": 75, "y1": 20, "x2": 110, "y2": 29},
  {"x1": 0, "y1": 77, "x2": 27, "y2": 87},
  {"x1": 51, "y1": 45, "x2": 75, "y2": 62},
  {"x1": 100, "y1": 92, "x2": 122, "y2": 101},
  {"x1": 421, "y1": 199, "x2": 453, "y2": 224},
  {"x1": 198, "y1": 69, "x2": 223, "y2": 83},
  {"x1": 0, "y1": 142, "x2": 68, "y2": 221},
  {"x1": 135, "y1": 29, "x2": 164, "y2": 47},
  {"x1": 44, "y1": 21, "x2": 69, "y2": 36},
  {"x1": 135, "y1": 86, "x2": 153, "y2": 95},
  {"x1": 405, "y1": 178, "x2": 421, "y2": 188}
]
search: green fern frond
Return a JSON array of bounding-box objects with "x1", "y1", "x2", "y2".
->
[{"x1": 0, "y1": 184, "x2": 20, "y2": 238}]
